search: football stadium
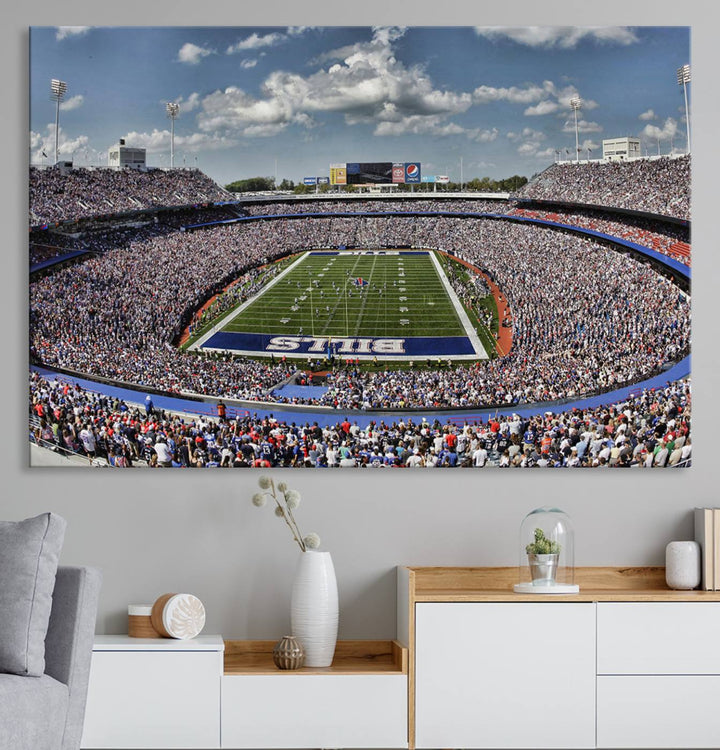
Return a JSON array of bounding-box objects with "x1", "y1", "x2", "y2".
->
[{"x1": 28, "y1": 28, "x2": 691, "y2": 469}]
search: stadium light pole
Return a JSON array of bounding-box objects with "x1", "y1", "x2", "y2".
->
[
  {"x1": 677, "y1": 64, "x2": 691, "y2": 153},
  {"x1": 166, "y1": 102, "x2": 180, "y2": 168},
  {"x1": 570, "y1": 97, "x2": 582, "y2": 163},
  {"x1": 50, "y1": 79, "x2": 68, "y2": 166}
]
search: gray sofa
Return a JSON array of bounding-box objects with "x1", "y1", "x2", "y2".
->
[{"x1": 0, "y1": 566, "x2": 102, "y2": 750}]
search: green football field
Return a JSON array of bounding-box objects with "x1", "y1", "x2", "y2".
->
[{"x1": 224, "y1": 250, "x2": 468, "y2": 339}]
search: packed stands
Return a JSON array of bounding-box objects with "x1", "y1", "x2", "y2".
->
[
  {"x1": 506, "y1": 206, "x2": 690, "y2": 265},
  {"x1": 29, "y1": 216, "x2": 690, "y2": 409},
  {"x1": 29, "y1": 371, "x2": 691, "y2": 468},
  {"x1": 29, "y1": 166, "x2": 232, "y2": 226},
  {"x1": 513, "y1": 155, "x2": 690, "y2": 220}
]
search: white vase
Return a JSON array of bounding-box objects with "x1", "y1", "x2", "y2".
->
[
  {"x1": 291, "y1": 550, "x2": 338, "y2": 667},
  {"x1": 665, "y1": 540, "x2": 701, "y2": 590}
]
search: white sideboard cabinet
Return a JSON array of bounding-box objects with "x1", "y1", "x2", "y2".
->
[
  {"x1": 399, "y1": 566, "x2": 720, "y2": 750},
  {"x1": 80, "y1": 635, "x2": 224, "y2": 749}
]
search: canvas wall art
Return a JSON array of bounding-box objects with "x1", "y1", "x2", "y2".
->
[{"x1": 29, "y1": 26, "x2": 691, "y2": 468}]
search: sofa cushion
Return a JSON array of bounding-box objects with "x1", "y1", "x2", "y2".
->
[
  {"x1": 0, "y1": 513, "x2": 66, "y2": 676},
  {"x1": 0, "y1": 673, "x2": 68, "y2": 750}
]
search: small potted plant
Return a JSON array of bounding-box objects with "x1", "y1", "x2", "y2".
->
[{"x1": 526, "y1": 528, "x2": 561, "y2": 585}]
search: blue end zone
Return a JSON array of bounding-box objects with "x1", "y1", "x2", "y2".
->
[{"x1": 201, "y1": 331, "x2": 476, "y2": 357}]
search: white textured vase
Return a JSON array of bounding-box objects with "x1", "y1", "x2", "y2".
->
[
  {"x1": 291, "y1": 550, "x2": 338, "y2": 667},
  {"x1": 665, "y1": 540, "x2": 701, "y2": 590}
]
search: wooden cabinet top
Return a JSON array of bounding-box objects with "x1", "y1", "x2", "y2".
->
[
  {"x1": 224, "y1": 640, "x2": 407, "y2": 676},
  {"x1": 401, "y1": 566, "x2": 720, "y2": 602}
]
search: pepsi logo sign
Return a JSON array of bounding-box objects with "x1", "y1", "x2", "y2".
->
[{"x1": 406, "y1": 164, "x2": 419, "y2": 177}]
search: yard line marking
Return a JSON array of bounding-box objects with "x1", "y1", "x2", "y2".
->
[{"x1": 427, "y1": 250, "x2": 488, "y2": 359}]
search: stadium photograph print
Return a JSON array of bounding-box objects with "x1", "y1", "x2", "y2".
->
[{"x1": 28, "y1": 25, "x2": 691, "y2": 469}]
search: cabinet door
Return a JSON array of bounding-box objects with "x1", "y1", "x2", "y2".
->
[
  {"x1": 597, "y1": 602, "x2": 720, "y2": 674},
  {"x1": 415, "y1": 602, "x2": 596, "y2": 749},
  {"x1": 81, "y1": 650, "x2": 222, "y2": 748},
  {"x1": 597, "y1": 676, "x2": 720, "y2": 748},
  {"x1": 222, "y1": 674, "x2": 407, "y2": 748}
]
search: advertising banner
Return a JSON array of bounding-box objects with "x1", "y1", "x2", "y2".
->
[
  {"x1": 317, "y1": 176, "x2": 330, "y2": 185},
  {"x1": 421, "y1": 175, "x2": 436, "y2": 183},
  {"x1": 404, "y1": 162, "x2": 421, "y2": 183},
  {"x1": 329, "y1": 164, "x2": 347, "y2": 185},
  {"x1": 436, "y1": 175, "x2": 450, "y2": 184},
  {"x1": 303, "y1": 177, "x2": 318, "y2": 185},
  {"x1": 392, "y1": 163, "x2": 406, "y2": 183}
]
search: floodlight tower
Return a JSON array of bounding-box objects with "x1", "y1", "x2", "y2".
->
[
  {"x1": 50, "y1": 79, "x2": 68, "y2": 165},
  {"x1": 569, "y1": 97, "x2": 582, "y2": 163},
  {"x1": 166, "y1": 102, "x2": 180, "y2": 168},
  {"x1": 677, "y1": 64, "x2": 691, "y2": 153}
]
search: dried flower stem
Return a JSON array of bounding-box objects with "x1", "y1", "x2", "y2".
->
[
  {"x1": 269, "y1": 479, "x2": 306, "y2": 551},
  {"x1": 252, "y1": 475, "x2": 320, "y2": 553}
]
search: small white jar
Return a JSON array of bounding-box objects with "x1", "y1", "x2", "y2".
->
[{"x1": 665, "y1": 540, "x2": 701, "y2": 590}]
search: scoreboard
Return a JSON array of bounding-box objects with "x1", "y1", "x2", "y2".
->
[{"x1": 330, "y1": 161, "x2": 421, "y2": 185}]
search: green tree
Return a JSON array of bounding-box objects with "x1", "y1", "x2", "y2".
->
[{"x1": 225, "y1": 177, "x2": 275, "y2": 193}]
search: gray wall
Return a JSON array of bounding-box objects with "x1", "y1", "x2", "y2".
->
[{"x1": 5, "y1": 2, "x2": 718, "y2": 640}]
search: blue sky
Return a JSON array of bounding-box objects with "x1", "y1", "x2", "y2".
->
[{"x1": 29, "y1": 25, "x2": 690, "y2": 186}]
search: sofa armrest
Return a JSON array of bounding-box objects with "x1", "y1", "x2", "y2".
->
[{"x1": 45, "y1": 566, "x2": 102, "y2": 750}]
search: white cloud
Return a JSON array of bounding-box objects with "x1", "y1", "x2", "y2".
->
[
  {"x1": 524, "y1": 100, "x2": 558, "y2": 116},
  {"x1": 508, "y1": 127, "x2": 547, "y2": 157},
  {"x1": 199, "y1": 27, "x2": 472, "y2": 138},
  {"x1": 562, "y1": 119, "x2": 603, "y2": 133},
  {"x1": 240, "y1": 59, "x2": 258, "y2": 69},
  {"x1": 474, "y1": 26, "x2": 638, "y2": 49},
  {"x1": 177, "y1": 92, "x2": 201, "y2": 112},
  {"x1": 226, "y1": 32, "x2": 285, "y2": 54},
  {"x1": 639, "y1": 109, "x2": 656, "y2": 121},
  {"x1": 642, "y1": 117, "x2": 678, "y2": 142},
  {"x1": 287, "y1": 27, "x2": 314, "y2": 37},
  {"x1": 553, "y1": 85, "x2": 598, "y2": 111},
  {"x1": 55, "y1": 26, "x2": 90, "y2": 41},
  {"x1": 473, "y1": 80, "x2": 596, "y2": 118},
  {"x1": 517, "y1": 142, "x2": 540, "y2": 155},
  {"x1": 60, "y1": 94, "x2": 84, "y2": 111},
  {"x1": 473, "y1": 83, "x2": 546, "y2": 105},
  {"x1": 466, "y1": 127, "x2": 499, "y2": 143},
  {"x1": 374, "y1": 115, "x2": 465, "y2": 137},
  {"x1": 119, "y1": 129, "x2": 238, "y2": 153},
  {"x1": 242, "y1": 123, "x2": 289, "y2": 138},
  {"x1": 507, "y1": 127, "x2": 545, "y2": 142},
  {"x1": 30, "y1": 125, "x2": 89, "y2": 163},
  {"x1": 177, "y1": 43, "x2": 213, "y2": 65},
  {"x1": 581, "y1": 139, "x2": 600, "y2": 151}
]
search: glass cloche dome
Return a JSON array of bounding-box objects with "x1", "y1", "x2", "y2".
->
[{"x1": 514, "y1": 507, "x2": 579, "y2": 594}]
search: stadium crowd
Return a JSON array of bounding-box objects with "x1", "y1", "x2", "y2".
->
[
  {"x1": 513, "y1": 156, "x2": 690, "y2": 220},
  {"x1": 29, "y1": 371, "x2": 691, "y2": 469},
  {"x1": 30, "y1": 216, "x2": 690, "y2": 411},
  {"x1": 29, "y1": 166, "x2": 230, "y2": 226},
  {"x1": 507, "y1": 206, "x2": 690, "y2": 265},
  {"x1": 241, "y1": 199, "x2": 510, "y2": 216}
]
